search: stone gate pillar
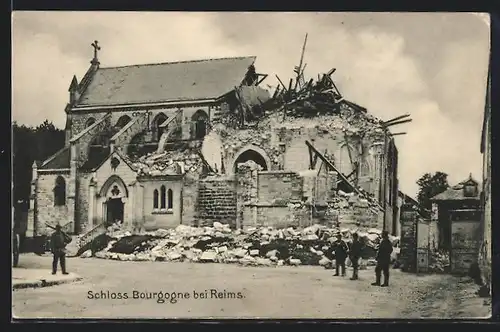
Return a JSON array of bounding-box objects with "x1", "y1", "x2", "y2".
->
[
  {"x1": 27, "y1": 161, "x2": 38, "y2": 237},
  {"x1": 235, "y1": 163, "x2": 259, "y2": 229}
]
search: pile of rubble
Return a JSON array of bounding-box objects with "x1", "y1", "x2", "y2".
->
[
  {"x1": 130, "y1": 142, "x2": 208, "y2": 177},
  {"x1": 428, "y1": 250, "x2": 451, "y2": 273},
  {"x1": 82, "y1": 222, "x2": 399, "y2": 268}
]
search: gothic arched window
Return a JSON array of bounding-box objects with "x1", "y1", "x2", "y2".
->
[
  {"x1": 192, "y1": 110, "x2": 209, "y2": 140},
  {"x1": 160, "y1": 185, "x2": 166, "y2": 209},
  {"x1": 152, "y1": 113, "x2": 168, "y2": 141},
  {"x1": 115, "y1": 115, "x2": 132, "y2": 129},
  {"x1": 85, "y1": 117, "x2": 96, "y2": 128},
  {"x1": 54, "y1": 176, "x2": 66, "y2": 206},
  {"x1": 153, "y1": 189, "x2": 159, "y2": 209},
  {"x1": 167, "y1": 189, "x2": 173, "y2": 209}
]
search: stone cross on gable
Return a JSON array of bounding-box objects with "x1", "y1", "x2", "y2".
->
[{"x1": 91, "y1": 40, "x2": 101, "y2": 63}]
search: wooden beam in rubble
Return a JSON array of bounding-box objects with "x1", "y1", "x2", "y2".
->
[
  {"x1": 305, "y1": 140, "x2": 383, "y2": 210},
  {"x1": 256, "y1": 74, "x2": 268, "y2": 86}
]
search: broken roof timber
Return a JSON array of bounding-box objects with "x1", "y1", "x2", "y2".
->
[
  {"x1": 383, "y1": 118, "x2": 412, "y2": 128},
  {"x1": 305, "y1": 140, "x2": 383, "y2": 211},
  {"x1": 256, "y1": 74, "x2": 268, "y2": 86},
  {"x1": 382, "y1": 114, "x2": 410, "y2": 126}
]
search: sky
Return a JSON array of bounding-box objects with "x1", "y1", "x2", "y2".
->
[{"x1": 12, "y1": 12, "x2": 490, "y2": 197}]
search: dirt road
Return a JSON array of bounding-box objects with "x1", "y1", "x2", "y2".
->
[{"x1": 12, "y1": 254, "x2": 490, "y2": 319}]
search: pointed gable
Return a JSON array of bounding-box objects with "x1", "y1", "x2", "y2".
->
[{"x1": 69, "y1": 75, "x2": 78, "y2": 92}]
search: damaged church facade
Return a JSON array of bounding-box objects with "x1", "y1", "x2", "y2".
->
[{"x1": 27, "y1": 43, "x2": 401, "y2": 243}]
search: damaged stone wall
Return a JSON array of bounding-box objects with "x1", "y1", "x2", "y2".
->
[
  {"x1": 257, "y1": 171, "x2": 303, "y2": 204},
  {"x1": 208, "y1": 114, "x2": 384, "y2": 202},
  {"x1": 331, "y1": 200, "x2": 380, "y2": 229},
  {"x1": 230, "y1": 158, "x2": 382, "y2": 230},
  {"x1": 312, "y1": 169, "x2": 337, "y2": 204},
  {"x1": 235, "y1": 161, "x2": 336, "y2": 228},
  {"x1": 69, "y1": 112, "x2": 108, "y2": 140},
  {"x1": 245, "y1": 203, "x2": 311, "y2": 229},
  {"x1": 34, "y1": 171, "x2": 71, "y2": 236},
  {"x1": 250, "y1": 170, "x2": 310, "y2": 229},
  {"x1": 197, "y1": 176, "x2": 237, "y2": 227},
  {"x1": 181, "y1": 175, "x2": 199, "y2": 226},
  {"x1": 110, "y1": 114, "x2": 148, "y2": 151}
]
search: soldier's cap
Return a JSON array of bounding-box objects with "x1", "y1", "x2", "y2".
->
[
  {"x1": 381, "y1": 230, "x2": 389, "y2": 236},
  {"x1": 352, "y1": 232, "x2": 358, "y2": 237},
  {"x1": 55, "y1": 224, "x2": 62, "y2": 230}
]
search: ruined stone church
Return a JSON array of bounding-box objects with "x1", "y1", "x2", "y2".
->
[{"x1": 28, "y1": 42, "x2": 400, "y2": 241}]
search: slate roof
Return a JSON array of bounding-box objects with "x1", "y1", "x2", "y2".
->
[
  {"x1": 76, "y1": 56, "x2": 256, "y2": 107},
  {"x1": 39, "y1": 147, "x2": 71, "y2": 170},
  {"x1": 79, "y1": 147, "x2": 110, "y2": 171},
  {"x1": 431, "y1": 175, "x2": 481, "y2": 201}
]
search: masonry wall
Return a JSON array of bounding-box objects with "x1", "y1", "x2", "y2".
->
[
  {"x1": 94, "y1": 154, "x2": 137, "y2": 187},
  {"x1": 239, "y1": 170, "x2": 309, "y2": 228},
  {"x1": 280, "y1": 128, "x2": 360, "y2": 176},
  {"x1": 400, "y1": 208, "x2": 418, "y2": 272},
  {"x1": 93, "y1": 153, "x2": 138, "y2": 228},
  {"x1": 241, "y1": 204, "x2": 311, "y2": 229},
  {"x1": 234, "y1": 164, "x2": 382, "y2": 229},
  {"x1": 35, "y1": 171, "x2": 72, "y2": 236},
  {"x1": 181, "y1": 175, "x2": 199, "y2": 226},
  {"x1": 141, "y1": 180, "x2": 183, "y2": 230},
  {"x1": 197, "y1": 177, "x2": 237, "y2": 226},
  {"x1": 111, "y1": 114, "x2": 148, "y2": 151},
  {"x1": 257, "y1": 171, "x2": 303, "y2": 204},
  {"x1": 75, "y1": 173, "x2": 91, "y2": 233},
  {"x1": 333, "y1": 205, "x2": 380, "y2": 229},
  {"x1": 69, "y1": 112, "x2": 107, "y2": 139},
  {"x1": 69, "y1": 103, "x2": 213, "y2": 145}
]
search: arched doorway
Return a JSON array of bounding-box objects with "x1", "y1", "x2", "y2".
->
[
  {"x1": 233, "y1": 148, "x2": 269, "y2": 173},
  {"x1": 99, "y1": 175, "x2": 129, "y2": 226},
  {"x1": 106, "y1": 187, "x2": 124, "y2": 225},
  {"x1": 192, "y1": 110, "x2": 209, "y2": 140}
]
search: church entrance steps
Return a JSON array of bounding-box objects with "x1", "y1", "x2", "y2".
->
[{"x1": 75, "y1": 223, "x2": 108, "y2": 256}]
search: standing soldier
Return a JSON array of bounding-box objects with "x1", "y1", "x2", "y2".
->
[
  {"x1": 50, "y1": 224, "x2": 71, "y2": 275},
  {"x1": 372, "y1": 230, "x2": 393, "y2": 287},
  {"x1": 349, "y1": 233, "x2": 363, "y2": 280},
  {"x1": 332, "y1": 233, "x2": 349, "y2": 277}
]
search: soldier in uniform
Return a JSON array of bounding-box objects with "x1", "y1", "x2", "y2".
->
[
  {"x1": 332, "y1": 233, "x2": 349, "y2": 277},
  {"x1": 372, "y1": 230, "x2": 393, "y2": 287},
  {"x1": 349, "y1": 233, "x2": 363, "y2": 280},
  {"x1": 50, "y1": 224, "x2": 71, "y2": 275}
]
